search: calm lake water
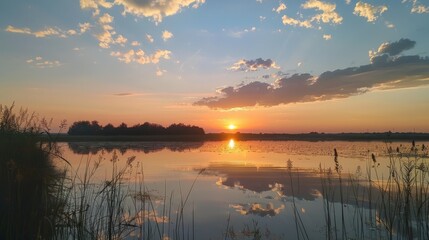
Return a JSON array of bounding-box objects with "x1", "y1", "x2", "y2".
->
[{"x1": 55, "y1": 140, "x2": 428, "y2": 239}]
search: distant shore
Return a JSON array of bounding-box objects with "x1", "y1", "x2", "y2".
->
[{"x1": 41, "y1": 132, "x2": 429, "y2": 142}]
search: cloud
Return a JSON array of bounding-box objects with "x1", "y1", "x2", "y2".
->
[
  {"x1": 6, "y1": 23, "x2": 91, "y2": 39},
  {"x1": 6, "y1": 25, "x2": 63, "y2": 38},
  {"x1": 385, "y1": 21, "x2": 395, "y2": 28},
  {"x1": 115, "y1": 0, "x2": 205, "y2": 23},
  {"x1": 26, "y1": 56, "x2": 62, "y2": 68},
  {"x1": 323, "y1": 34, "x2": 332, "y2": 40},
  {"x1": 345, "y1": 0, "x2": 351, "y2": 4},
  {"x1": 110, "y1": 49, "x2": 171, "y2": 64},
  {"x1": 302, "y1": 0, "x2": 343, "y2": 25},
  {"x1": 370, "y1": 38, "x2": 416, "y2": 59},
  {"x1": 259, "y1": 16, "x2": 266, "y2": 21},
  {"x1": 281, "y1": 0, "x2": 342, "y2": 29},
  {"x1": 281, "y1": 15, "x2": 312, "y2": 28},
  {"x1": 131, "y1": 40, "x2": 140, "y2": 46},
  {"x1": 353, "y1": 2, "x2": 387, "y2": 22},
  {"x1": 162, "y1": 30, "x2": 173, "y2": 41},
  {"x1": 273, "y1": 3, "x2": 287, "y2": 13},
  {"x1": 80, "y1": 0, "x2": 113, "y2": 16},
  {"x1": 228, "y1": 58, "x2": 279, "y2": 72},
  {"x1": 146, "y1": 34, "x2": 154, "y2": 43},
  {"x1": 195, "y1": 39, "x2": 429, "y2": 109},
  {"x1": 403, "y1": 0, "x2": 429, "y2": 14},
  {"x1": 98, "y1": 13, "x2": 114, "y2": 24}
]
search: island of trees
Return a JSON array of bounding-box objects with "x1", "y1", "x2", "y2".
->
[{"x1": 68, "y1": 121, "x2": 205, "y2": 136}]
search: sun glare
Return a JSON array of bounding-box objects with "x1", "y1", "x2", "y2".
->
[
  {"x1": 228, "y1": 139, "x2": 235, "y2": 149},
  {"x1": 228, "y1": 124, "x2": 237, "y2": 130}
]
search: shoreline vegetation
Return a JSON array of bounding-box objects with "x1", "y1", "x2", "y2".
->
[
  {"x1": 62, "y1": 120, "x2": 429, "y2": 142},
  {"x1": 3, "y1": 105, "x2": 429, "y2": 239},
  {"x1": 43, "y1": 132, "x2": 429, "y2": 142}
]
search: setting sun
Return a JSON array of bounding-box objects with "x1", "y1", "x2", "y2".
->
[{"x1": 228, "y1": 124, "x2": 237, "y2": 130}]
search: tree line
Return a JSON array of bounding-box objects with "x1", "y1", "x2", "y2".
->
[{"x1": 68, "y1": 121, "x2": 205, "y2": 135}]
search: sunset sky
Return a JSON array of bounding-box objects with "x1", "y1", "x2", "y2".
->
[{"x1": 1, "y1": 0, "x2": 429, "y2": 133}]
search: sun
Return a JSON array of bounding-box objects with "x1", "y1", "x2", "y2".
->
[{"x1": 227, "y1": 124, "x2": 237, "y2": 130}]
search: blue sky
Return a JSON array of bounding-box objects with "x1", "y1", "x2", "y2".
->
[{"x1": 1, "y1": 0, "x2": 429, "y2": 132}]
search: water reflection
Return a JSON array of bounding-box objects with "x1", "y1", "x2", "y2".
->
[
  {"x1": 230, "y1": 203, "x2": 285, "y2": 217},
  {"x1": 67, "y1": 141, "x2": 204, "y2": 155},
  {"x1": 228, "y1": 139, "x2": 235, "y2": 149}
]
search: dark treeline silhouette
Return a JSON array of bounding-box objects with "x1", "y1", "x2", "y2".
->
[{"x1": 68, "y1": 120, "x2": 205, "y2": 136}]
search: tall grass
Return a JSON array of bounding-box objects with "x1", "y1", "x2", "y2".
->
[{"x1": 317, "y1": 141, "x2": 429, "y2": 240}]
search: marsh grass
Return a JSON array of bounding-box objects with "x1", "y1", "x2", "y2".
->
[
  {"x1": 1, "y1": 104, "x2": 203, "y2": 240},
  {"x1": 316, "y1": 141, "x2": 429, "y2": 240}
]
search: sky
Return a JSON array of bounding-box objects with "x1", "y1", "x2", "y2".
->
[{"x1": 1, "y1": 0, "x2": 429, "y2": 133}]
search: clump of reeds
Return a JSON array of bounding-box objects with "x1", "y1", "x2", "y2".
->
[
  {"x1": 0, "y1": 103, "x2": 67, "y2": 239},
  {"x1": 318, "y1": 141, "x2": 429, "y2": 240}
]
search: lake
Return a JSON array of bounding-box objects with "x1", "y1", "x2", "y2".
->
[{"x1": 54, "y1": 140, "x2": 429, "y2": 240}]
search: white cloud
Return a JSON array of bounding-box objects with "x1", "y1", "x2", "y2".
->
[
  {"x1": 282, "y1": 15, "x2": 312, "y2": 28},
  {"x1": 228, "y1": 58, "x2": 279, "y2": 72},
  {"x1": 273, "y1": 3, "x2": 287, "y2": 13},
  {"x1": 110, "y1": 49, "x2": 171, "y2": 64},
  {"x1": 345, "y1": 0, "x2": 352, "y2": 4},
  {"x1": 259, "y1": 16, "x2": 266, "y2": 21},
  {"x1": 353, "y1": 2, "x2": 388, "y2": 22},
  {"x1": 403, "y1": 0, "x2": 429, "y2": 14},
  {"x1": 162, "y1": 30, "x2": 174, "y2": 41},
  {"x1": 80, "y1": 0, "x2": 113, "y2": 16},
  {"x1": 131, "y1": 40, "x2": 140, "y2": 46},
  {"x1": 115, "y1": 34, "x2": 128, "y2": 45},
  {"x1": 79, "y1": 22, "x2": 92, "y2": 33},
  {"x1": 302, "y1": 0, "x2": 343, "y2": 25},
  {"x1": 385, "y1": 21, "x2": 395, "y2": 28},
  {"x1": 115, "y1": 0, "x2": 205, "y2": 23},
  {"x1": 156, "y1": 67, "x2": 167, "y2": 76},
  {"x1": 26, "y1": 56, "x2": 62, "y2": 68},
  {"x1": 98, "y1": 13, "x2": 114, "y2": 24},
  {"x1": 5, "y1": 23, "x2": 91, "y2": 38},
  {"x1": 146, "y1": 34, "x2": 154, "y2": 43},
  {"x1": 323, "y1": 34, "x2": 332, "y2": 40}
]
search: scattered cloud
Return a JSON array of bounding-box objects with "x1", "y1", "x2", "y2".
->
[
  {"x1": 112, "y1": 92, "x2": 143, "y2": 97},
  {"x1": 385, "y1": 21, "x2": 395, "y2": 28},
  {"x1": 156, "y1": 67, "x2": 167, "y2": 76},
  {"x1": 281, "y1": 0, "x2": 342, "y2": 29},
  {"x1": 115, "y1": 0, "x2": 205, "y2": 23},
  {"x1": 259, "y1": 16, "x2": 266, "y2": 21},
  {"x1": 281, "y1": 15, "x2": 312, "y2": 28},
  {"x1": 323, "y1": 34, "x2": 332, "y2": 40},
  {"x1": 162, "y1": 30, "x2": 174, "y2": 41},
  {"x1": 80, "y1": 0, "x2": 113, "y2": 16},
  {"x1": 131, "y1": 40, "x2": 140, "y2": 46},
  {"x1": 195, "y1": 39, "x2": 429, "y2": 109},
  {"x1": 5, "y1": 23, "x2": 91, "y2": 38},
  {"x1": 110, "y1": 49, "x2": 171, "y2": 64},
  {"x1": 146, "y1": 34, "x2": 154, "y2": 43},
  {"x1": 26, "y1": 56, "x2": 62, "y2": 68},
  {"x1": 345, "y1": 0, "x2": 352, "y2": 4},
  {"x1": 273, "y1": 3, "x2": 287, "y2": 13},
  {"x1": 228, "y1": 58, "x2": 279, "y2": 72},
  {"x1": 353, "y1": 2, "x2": 388, "y2": 22},
  {"x1": 302, "y1": 0, "x2": 343, "y2": 25},
  {"x1": 403, "y1": 0, "x2": 429, "y2": 14},
  {"x1": 226, "y1": 27, "x2": 257, "y2": 38}
]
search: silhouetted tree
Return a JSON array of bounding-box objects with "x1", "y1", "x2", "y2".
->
[{"x1": 68, "y1": 120, "x2": 205, "y2": 135}]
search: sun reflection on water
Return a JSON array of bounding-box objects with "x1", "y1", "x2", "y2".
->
[{"x1": 228, "y1": 139, "x2": 235, "y2": 149}]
